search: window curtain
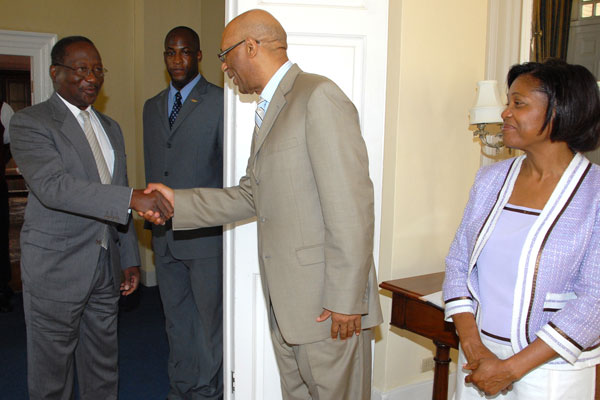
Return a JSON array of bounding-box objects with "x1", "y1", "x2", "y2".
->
[{"x1": 532, "y1": 0, "x2": 572, "y2": 61}]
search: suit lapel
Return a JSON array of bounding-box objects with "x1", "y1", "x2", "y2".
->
[
  {"x1": 252, "y1": 64, "x2": 302, "y2": 159},
  {"x1": 169, "y1": 76, "x2": 207, "y2": 135},
  {"x1": 156, "y1": 89, "x2": 170, "y2": 135},
  {"x1": 50, "y1": 94, "x2": 102, "y2": 183}
]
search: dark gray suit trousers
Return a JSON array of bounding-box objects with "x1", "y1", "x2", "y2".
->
[
  {"x1": 23, "y1": 247, "x2": 119, "y2": 400},
  {"x1": 157, "y1": 248, "x2": 223, "y2": 400}
]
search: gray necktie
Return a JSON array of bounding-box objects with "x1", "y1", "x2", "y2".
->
[
  {"x1": 80, "y1": 110, "x2": 110, "y2": 248},
  {"x1": 80, "y1": 110, "x2": 111, "y2": 185}
]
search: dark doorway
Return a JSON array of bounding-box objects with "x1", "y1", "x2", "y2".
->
[{"x1": 1, "y1": 54, "x2": 31, "y2": 293}]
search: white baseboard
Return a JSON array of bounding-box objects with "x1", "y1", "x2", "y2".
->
[{"x1": 372, "y1": 373, "x2": 456, "y2": 400}]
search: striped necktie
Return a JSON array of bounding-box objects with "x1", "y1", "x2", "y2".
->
[
  {"x1": 255, "y1": 98, "x2": 267, "y2": 129},
  {"x1": 80, "y1": 110, "x2": 111, "y2": 184},
  {"x1": 80, "y1": 110, "x2": 110, "y2": 248},
  {"x1": 169, "y1": 91, "x2": 182, "y2": 129}
]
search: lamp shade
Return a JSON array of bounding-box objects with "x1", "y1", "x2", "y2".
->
[{"x1": 469, "y1": 80, "x2": 504, "y2": 124}]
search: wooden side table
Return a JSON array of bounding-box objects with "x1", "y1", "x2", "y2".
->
[{"x1": 380, "y1": 272, "x2": 458, "y2": 400}]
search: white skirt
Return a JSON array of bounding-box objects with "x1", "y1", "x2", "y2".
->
[{"x1": 454, "y1": 337, "x2": 595, "y2": 400}]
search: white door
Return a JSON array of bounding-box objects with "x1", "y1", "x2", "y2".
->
[
  {"x1": 567, "y1": 20, "x2": 600, "y2": 79},
  {"x1": 222, "y1": 2, "x2": 389, "y2": 399},
  {"x1": 567, "y1": 1, "x2": 600, "y2": 164}
]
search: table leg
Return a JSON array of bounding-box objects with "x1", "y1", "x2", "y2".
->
[{"x1": 432, "y1": 341, "x2": 451, "y2": 400}]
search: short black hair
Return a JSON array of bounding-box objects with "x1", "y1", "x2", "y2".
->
[
  {"x1": 507, "y1": 59, "x2": 600, "y2": 152},
  {"x1": 165, "y1": 26, "x2": 200, "y2": 51},
  {"x1": 51, "y1": 36, "x2": 95, "y2": 65}
]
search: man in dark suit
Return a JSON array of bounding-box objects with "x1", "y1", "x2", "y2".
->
[
  {"x1": 10, "y1": 36, "x2": 172, "y2": 400},
  {"x1": 143, "y1": 26, "x2": 223, "y2": 400}
]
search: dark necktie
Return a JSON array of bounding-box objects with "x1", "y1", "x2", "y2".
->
[{"x1": 169, "y1": 91, "x2": 182, "y2": 129}]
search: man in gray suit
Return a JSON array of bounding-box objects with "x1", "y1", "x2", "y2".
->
[
  {"x1": 143, "y1": 26, "x2": 223, "y2": 400},
  {"x1": 145, "y1": 10, "x2": 382, "y2": 400},
  {"x1": 10, "y1": 36, "x2": 172, "y2": 400}
]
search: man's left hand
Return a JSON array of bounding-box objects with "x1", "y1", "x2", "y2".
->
[
  {"x1": 316, "y1": 309, "x2": 361, "y2": 340},
  {"x1": 120, "y1": 266, "x2": 140, "y2": 296}
]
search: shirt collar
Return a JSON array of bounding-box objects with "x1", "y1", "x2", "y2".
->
[
  {"x1": 260, "y1": 61, "x2": 293, "y2": 103},
  {"x1": 169, "y1": 73, "x2": 202, "y2": 104}
]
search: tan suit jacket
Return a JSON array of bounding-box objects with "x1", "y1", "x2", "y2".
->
[{"x1": 174, "y1": 64, "x2": 382, "y2": 344}]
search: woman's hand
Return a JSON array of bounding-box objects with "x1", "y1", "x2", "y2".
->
[
  {"x1": 461, "y1": 338, "x2": 497, "y2": 365},
  {"x1": 465, "y1": 338, "x2": 558, "y2": 396},
  {"x1": 452, "y1": 312, "x2": 514, "y2": 395},
  {"x1": 451, "y1": 312, "x2": 495, "y2": 363},
  {"x1": 464, "y1": 357, "x2": 515, "y2": 396}
]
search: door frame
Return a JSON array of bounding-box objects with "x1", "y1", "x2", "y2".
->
[{"x1": 0, "y1": 30, "x2": 56, "y2": 105}]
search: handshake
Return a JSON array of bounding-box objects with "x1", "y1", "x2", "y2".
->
[{"x1": 129, "y1": 184, "x2": 175, "y2": 225}]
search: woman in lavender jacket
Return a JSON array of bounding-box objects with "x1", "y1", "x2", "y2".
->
[{"x1": 443, "y1": 59, "x2": 600, "y2": 399}]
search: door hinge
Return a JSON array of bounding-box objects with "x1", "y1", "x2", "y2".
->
[{"x1": 231, "y1": 370, "x2": 235, "y2": 393}]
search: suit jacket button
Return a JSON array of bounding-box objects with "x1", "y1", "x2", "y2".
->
[
  {"x1": 96, "y1": 239, "x2": 102, "y2": 245},
  {"x1": 164, "y1": 171, "x2": 169, "y2": 176},
  {"x1": 260, "y1": 217, "x2": 266, "y2": 223},
  {"x1": 255, "y1": 178, "x2": 260, "y2": 185},
  {"x1": 166, "y1": 143, "x2": 172, "y2": 149}
]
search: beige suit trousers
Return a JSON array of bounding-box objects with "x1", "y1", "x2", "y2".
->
[{"x1": 270, "y1": 306, "x2": 372, "y2": 400}]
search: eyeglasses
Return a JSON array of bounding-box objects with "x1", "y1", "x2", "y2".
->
[
  {"x1": 53, "y1": 63, "x2": 107, "y2": 78},
  {"x1": 217, "y1": 40, "x2": 245, "y2": 63}
]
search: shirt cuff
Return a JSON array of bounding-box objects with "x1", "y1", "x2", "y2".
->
[{"x1": 128, "y1": 188, "x2": 133, "y2": 214}]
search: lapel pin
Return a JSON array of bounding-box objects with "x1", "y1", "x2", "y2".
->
[{"x1": 191, "y1": 99, "x2": 198, "y2": 103}]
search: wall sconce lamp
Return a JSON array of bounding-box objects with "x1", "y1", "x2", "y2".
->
[{"x1": 469, "y1": 80, "x2": 505, "y2": 149}]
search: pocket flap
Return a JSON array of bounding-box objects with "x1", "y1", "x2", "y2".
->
[
  {"x1": 296, "y1": 244, "x2": 325, "y2": 266},
  {"x1": 543, "y1": 292, "x2": 577, "y2": 311},
  {"x1": 24, "y1": 229, "x2": 68, "y2": 251}
]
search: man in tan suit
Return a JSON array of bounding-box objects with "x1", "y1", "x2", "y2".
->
[{"x1": 145, "y1": 9, "x2": 382, "y2": 400}]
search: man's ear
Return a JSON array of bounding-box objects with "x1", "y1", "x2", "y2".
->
[
  {"x1": 246, "y1": 38, "x2": 259, "y2": 58},
  {"x1": 197, "y1": 50, "x2": 203, "y2": 64},
  {"x1": 49, "y1": 65, "x2": 57, "y2": 82}
]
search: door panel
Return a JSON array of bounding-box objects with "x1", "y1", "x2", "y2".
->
[
  {"x1": 567, "y1": 23, "x2": 600, "y2": 79},
  {"x1": 568, "y1": 13, "x2": 600, "y2": 164}
]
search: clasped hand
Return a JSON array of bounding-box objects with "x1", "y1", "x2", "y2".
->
[
  {"x1": 131, "y1": 184, "x2": 175, "y2": 225},
  {"x1": 463, "y1": 344, "x2": 515, "y2": 396},
  {"x1": 464, "y1": 356, "x2": 516, "y2": 396},
  {"x1": 130, "y1": 186, "x2": 174, "y2": 225}
]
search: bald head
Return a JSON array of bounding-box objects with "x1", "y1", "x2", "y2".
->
[
  {"x1": 226, "y1": 9, "x2": 287, "y2": 56},
  {"x1": 220, "y1": 9, "x2": 289, "y2": 94}
]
